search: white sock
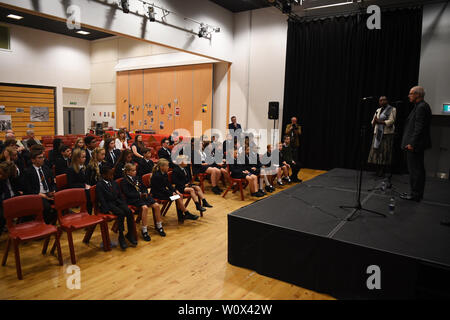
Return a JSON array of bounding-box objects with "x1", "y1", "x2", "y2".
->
[
  {"x1": 259, "y1": 177, "x2": 264, "y2": 189},
  {"x1": 142, "y1": 226, "x2": 147, "y2": 233},
  {"x1": 156, "y1": 222, "x2": 162, "y2": 229},
  {"x1": 263, "y1": 175, "x2": 270, "y2": 185}
]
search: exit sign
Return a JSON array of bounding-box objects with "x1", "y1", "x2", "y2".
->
[
  {"x1": 70, "y1": 101, "x2": 77, "y2": 105},
  {"x1": 443, "y1": 104, "x2": 450, "y2": 113}
]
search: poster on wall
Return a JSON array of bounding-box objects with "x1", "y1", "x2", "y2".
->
[
  {"x1": 112, "y1": 112, "x2": 115, "y2": 119},
  {"x1": 16, "y1": 108, "x2": 24, "y2": 113},
  {"x1": 30, "y1": 107, "x2": 49, "y2": 122},
  {"x1": 144, "y1": 120, "x2": 147, "y2": 126},
  {"x1": 175, "y1": 107, "x2": 180, "y2": 116},
  {"x1": 0, "y1": 115, "x2": 12, "y2": 131},
  {"x1": 0, "y1": 106, "x2": 5, "y2": 114},
  {"x1": 138, "y1": 120, "x2": 142, "y2": 127},
  {"x1": 168, "y1": 114, "x2": 173, "y2": 121},
  {"x1": 160, "y1": 121, "x2": 164, "y2": 130},
  {"x1": 27, "y1": 123, "x2": 35, "y2": 129},
  {"x1": 202, "y1": 104, "x2": 208, "y2": 113},
  {"x1": 123, "y1": 114, "x2": 127, "y2": 121},
  {"x1": 160, "y1": 105, "x2": 164, "y2": 115},
  {"x1": 150, "y1": 117, "x2": 154, "y2": 123},
  {"x1": 108, "y1": 112, "x2": 110, "y2": 117}
]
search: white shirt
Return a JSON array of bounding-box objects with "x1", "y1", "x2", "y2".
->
[
  {"x1": 115, "y1": 138, "x2": 129, "y2": 150},
  {"x1": 33, "y1": 165, "x2": 47, "y2": 194},
  {"x1": 6, "y1": 179, "x2": 14, "y2": 197},
  {"x1": 99, "y1": 141, "x2": 105, "y2": 148}
]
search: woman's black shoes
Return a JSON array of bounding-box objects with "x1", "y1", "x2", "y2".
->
[
  {"x1": 177, "y1": 210, "x2": 185, "y2": 224},
  {"x1": 212, "y1": 186, "x2": 222, "y2": 195},
  {"x1": 251, "y1": 191, "x2": 264, "y2": 198},
  {"x1": 195, "y1": 202, "x2": 207, "y2": 212},
  {"x1": 202, "y1": 199, "x2": 213, "y2": 208},
  {"x1": 125, "y1": 232, "x2": 138, "y2": 246}
]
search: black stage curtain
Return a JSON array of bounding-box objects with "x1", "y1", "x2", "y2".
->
[{"x1": 283, "y1": 7, "x2": 423, "y2": 171}]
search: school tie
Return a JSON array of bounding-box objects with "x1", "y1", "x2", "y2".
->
[
  {"x1": 39, "y1": 168, "x2": 49, "y2": 192},
  {"x1": 111, "y1": 151, "x2": 116, "y2": 162}
]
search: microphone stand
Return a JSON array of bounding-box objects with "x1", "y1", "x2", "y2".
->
[{"x1": 340, "y1": 97, "x2": 387, "y2": 221}]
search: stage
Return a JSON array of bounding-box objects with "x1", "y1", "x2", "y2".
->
[{"x1": 228, "y1": 168, "x2": 450, "y2": 299}]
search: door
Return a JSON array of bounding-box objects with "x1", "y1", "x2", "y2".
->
[{"x1": 63, "y1": 107, "x2": 85, "y2": 135}]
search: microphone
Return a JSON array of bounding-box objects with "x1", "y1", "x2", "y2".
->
[{"x1": 362, "y1": 96, "x2": 374, "y2": 101}]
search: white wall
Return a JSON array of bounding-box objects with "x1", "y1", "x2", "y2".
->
[
  {"x1": 0, "y1": 0, "x2": 234, "y2": 62},
  {"x1": 0, "y1": 23, "x2": 91, "y2": 135},
  {"x1": 419, "y1": 2, "x2": 450, "y2": 115},
  {"x1": 230, "y1": 7, "x2": 287, "y2": 146}
]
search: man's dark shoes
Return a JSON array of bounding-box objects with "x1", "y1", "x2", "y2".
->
[
  {"x1": 177, "y1": 210, "x2": 185, "y2": 223},
  {"x1": 212, "y1": 186, "x2": 222, "y2": 195},
  {"x1": 202, "y1": 199, "x2": 213, "y2": 208},
  {"x1": 118, "y1": 235, "x2": 128, "y2": 250},
  {"x1": 184, "y1": 211, "x2": 199, "y2": 220},
  {"x1": 125, "y1": 232, "x2": 138, "y2": 246},
  {"x1": 195, "y1": 202, "x2": 207, "y2": 212},
  {"x1": 400, "y1": 194, "x2": 421, "y2": 202}
]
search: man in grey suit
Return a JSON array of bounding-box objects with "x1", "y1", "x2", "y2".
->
[{"x1": 400, "y1": 86, "x2": 432, "y2": 202}]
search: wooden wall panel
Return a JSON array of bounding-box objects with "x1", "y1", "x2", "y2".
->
[
  {"x1": 174, "y1": 66, "x2": 193, "y2": 136},
  {"x1": 158, "y1": 68, "x2": 175, "y2": 136},
  {"x1": 0, "y1": 84, "x2": 55, "y2": 140},
  {"x1": 116, "y1": 71, "x2": 129, "y2": 129},
  {"x1": 116, "y1": 63, "x2": 213, "y2": 137},
  {"x1": 128, "y1": 70, "x2": 144, "y2": 132},
  {"x1": 193, "y1": 64, "x2": 213, "y2": 135},
  {"x1": 144, "y1": 69, "x2": 160, "y2": 134}
]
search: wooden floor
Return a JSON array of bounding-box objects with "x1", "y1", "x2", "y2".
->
[{"x1": 0, "y1": 169, "x2": 334, "y2": 300}]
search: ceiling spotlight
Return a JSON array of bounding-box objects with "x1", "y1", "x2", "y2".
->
[
  {"x1": 121, "y1": 0, "x2": 130, "y2": 14},
  {"x1": 76, "y1": 30, "x2": 91, "y2": 35},
  {"x1": 148, "y1": 6, "x2": 156, "y2": 22},
  {"x1": 7, "y1": 14, "x2": 24, "y2": 20},
  {"x1": 198, "y1": 24, "x2": 208, "y2": 38}
]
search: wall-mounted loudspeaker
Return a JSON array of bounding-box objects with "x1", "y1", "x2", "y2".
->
[{"x1": 268, "y1": 101, "x2": 279, "y2": 120}]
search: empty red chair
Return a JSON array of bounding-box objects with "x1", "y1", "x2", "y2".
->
[
  {"x1": 1, "y1": 195, "x2": 63, "y2": 280},
  {"x1": 53, "y1": 189, "x2": 109, "y2": 264},
  {"x1": 56, "y1": 174, "x2": 68, "y2": 191}
]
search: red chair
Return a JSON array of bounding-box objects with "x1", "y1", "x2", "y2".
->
[
  {"x1": 53, "y1": 189, "x2": 110, "y2": 264},
  {"x1": 1, "y1": 195, "x2": 63, "y2": 280},
  {"x1": 56, "y1": 174, "x2": 68, "y2": 191},
  {"x1": 142, "y1": 173, "x2": 151, "y2": 188},
  {"x1": 192, "y1": 173, "x2": 208, "y2": 193},
  {"x1": 222, "y1": 165, "x2": 249, "y2": 201},
  {"x1": 89, "y1": 185, "x2": 137, "y2": 250}
]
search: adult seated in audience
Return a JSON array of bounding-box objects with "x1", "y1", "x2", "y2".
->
[
  {"x1": 158, "y1": 139, "x2": 173, "y2": 168},
  {"x1": 281, "y1": 136, "x2": 302, "y2": 183},
  {"x1": 54, "y1": 145, "x2": 72, "y2": 176},
  {"x1": 104, "y1": 137, "x2": 121, "y2": 167},
  {"x1": 115, "y1": 129, "x2": 129, "y2": 151},
  {"x1": 5, "y1": 130, "x2": 25, "y2": 152},
  {"x1": 151, "y1": 159, "x2": 198, "y2": 223},
  {"x1": 84, "y1": 136, "x2": 97, "y2": 165},
  {"x1": 131, "y1": 134, "x2": 145, "y2": 162},
  {"x1": 114, "y1": 149, "x2": 133, "y2": 180},
  {"x1": 86, "y1": 147, "x2": 105, "y2": 186},
  {"x1": 173, "y1": 155, "x2": 212, "y2": 214},
  {"x1": 73, "y1": 138, "x2": 86, "y2": 153},
  {"x1": 137, "y1": 148, "x2": 154, "y2": 178},
  {"x1": 48, "y1": 138, "x2": 63, "y2": 167},
  {"x1": 191, "y1": 139, "x2": 223, "y2": 195},
  {"x1": 99, "y1": 132, "x2": 111, "y2": 149},
  {"x1": 229, "y1": 149, "x2": 263, "y2": 198},
  {"x1": 121, "y1": 163, "x2": 165, "y2": 240},
  {"x1": 1, "y1": 143, "x2": 25, "y2": 177},
  {"x1": 22, "y1": 129, "x2": 42, "y2": 151},
  {"x1": 96, "y1": 165, "x2": 137, "y2": 250},
  {"x1": 22, "y1": 148, "x2": 56, "y2": 224}
]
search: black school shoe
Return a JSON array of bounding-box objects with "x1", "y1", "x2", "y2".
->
[
  {"x1": 184, "y1": 211, "x2": 199, "y2": 221},
  {"x1": 125, "y1": 232, "x2": 138, "y2": 246},
  {"x1": 202, "y1": 199, "x2": 213, "y2": 208},
  {"x1": 156, "y1": 227, "x2": 166, "y2": 237},
  {"x1": 140, "y1": 230, "x2": 151, "y2": 242}
]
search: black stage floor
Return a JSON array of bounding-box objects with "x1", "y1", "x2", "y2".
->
[{"x1": 228, "y1": 168, "x2": 450, "y2": 299}]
